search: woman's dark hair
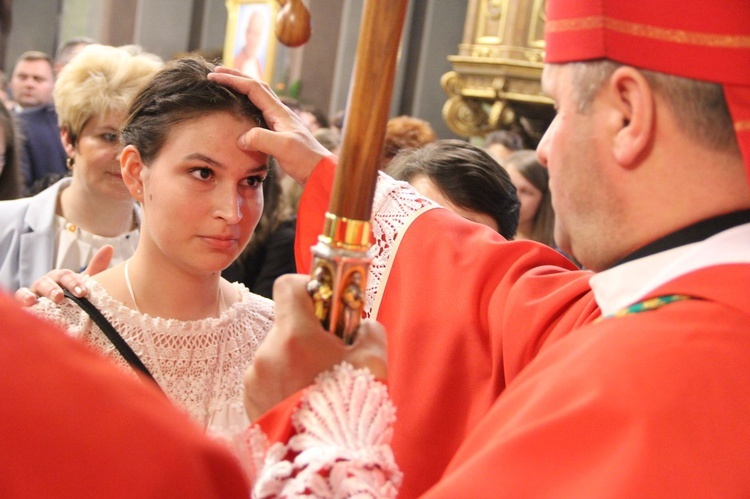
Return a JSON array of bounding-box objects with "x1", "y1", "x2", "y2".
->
[
  {"x1": 484, "y1": 129, "x2": 525, "y2": 152},
  {"x1": 386, "y1": 139, "x2": 520, "y2": 239},
  {"x1": 0, "y1": 105, "x2": 23, "y2": 200},
  {"x1": 121, "y1": 57, "x2": 266, "y2": 164}
]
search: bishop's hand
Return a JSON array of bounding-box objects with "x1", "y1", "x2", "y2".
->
[{"x1": 207, "y1": 67, "x2": 332, "y2": 186}]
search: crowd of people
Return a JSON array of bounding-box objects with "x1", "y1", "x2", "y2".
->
[{"x1": 2, "y1": 0, "x2": 749, "y2": 495}]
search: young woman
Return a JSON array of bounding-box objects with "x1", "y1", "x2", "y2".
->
[{"x1": 30, "y1": 57, "x2": 275, "y2": 438}]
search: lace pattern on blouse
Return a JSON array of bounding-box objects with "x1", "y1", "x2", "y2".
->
[
  {"x1": 31, "y1": 278, "x2": 274, "y2": 437},
  {"x1": 240, "y1": 362, "x2": 401, "y2": 498},
  {"x1": 364, "y1": 173, "x2": 436, "y2": 318}
]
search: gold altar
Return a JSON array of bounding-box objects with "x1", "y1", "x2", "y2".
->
[{"x1": 442, "y1": 0, "x2": 554, "y2": 144}]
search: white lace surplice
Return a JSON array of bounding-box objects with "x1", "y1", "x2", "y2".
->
[
  {"x1": 363, "y1": 172, "x2": 437, "y2": 318},
  {"x1": 32, "y1": 278, "x2": 274, "y2": 438},
  {"x1": 239, "y1": 363, "x2": 402, "y2": 498}
]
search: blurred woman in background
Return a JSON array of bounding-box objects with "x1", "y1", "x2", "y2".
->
[
  {"x1": 0, "y1": 104, "x2": 22, "y2": 200},
  {"x1": 503, "y1": 149, "x2": 555, "y2": 247}
]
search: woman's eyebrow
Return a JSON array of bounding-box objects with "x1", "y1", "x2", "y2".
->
[{"x1": 183, "y1": 153, "x2": 269, "y2": 174}]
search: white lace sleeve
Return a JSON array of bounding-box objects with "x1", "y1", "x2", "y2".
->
[
  {"x1": 364, "y1": 173, "x2": 436, "y2": 318},
  {"x1": 239, "y1": 363, "x2": 401, "y2": 498}
]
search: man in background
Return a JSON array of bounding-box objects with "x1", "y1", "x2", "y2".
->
[
  {"x1": 13, "y1": 39, "x2": 94, "y2": 192},
  {"x1": 53, "y1": 36, "x2": 96, "y2": 75},
  {"x1": 9, "y1": 50, "x2": 54, "y2": 112}
]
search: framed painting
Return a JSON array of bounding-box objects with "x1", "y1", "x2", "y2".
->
[{"x1": 223, "y1": 0, "x2": 280, "y2": 83}]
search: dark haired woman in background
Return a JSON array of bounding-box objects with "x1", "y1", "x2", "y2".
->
[
  {"x1": 386, "y1": 139, "x2": 520, "y2": 239},
  {"x1": 0, "y1": 104, "x2": 22, "y2": 200}
]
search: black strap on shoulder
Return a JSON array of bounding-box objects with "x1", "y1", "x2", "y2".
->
[{"x1": 63, "y1": 288, "x2": 162, "y2": 392}]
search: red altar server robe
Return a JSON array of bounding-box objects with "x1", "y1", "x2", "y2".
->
[
  {"x1": 0, "y1": 292, "x2": 249, "y2": 498},
  {"x1": 285, "y1": 157, "x2": 750, "y2": 497}
]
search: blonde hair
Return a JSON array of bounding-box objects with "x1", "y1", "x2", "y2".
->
[{"x1": 53, "y1": 44, "x2": 162, "y2": 142}]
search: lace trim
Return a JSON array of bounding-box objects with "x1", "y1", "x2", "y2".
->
[
  {"x1": 364, "y1": 173, "x2": 435, "y2": 319},
  {"x1": 247, "y1": 363, "x2": 401, "y2": 498}
]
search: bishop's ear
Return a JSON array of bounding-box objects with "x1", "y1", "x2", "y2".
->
[
  {"x1": 608, "y1": 66, "x2": 655, "y2": 168},
  {"x1": 120, "y1": 145, "x2": 145, "y2": 201}
]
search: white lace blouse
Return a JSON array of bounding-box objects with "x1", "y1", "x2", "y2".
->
[{"x1": 31, "y1": 277, "x2": 274, "y2": 438}]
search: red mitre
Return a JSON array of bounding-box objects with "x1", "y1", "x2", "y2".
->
[{"x1": 544, "y1": 0, "x2": 750, "y2": 185}]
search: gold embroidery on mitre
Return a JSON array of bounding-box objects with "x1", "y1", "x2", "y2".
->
[
  {"x1": 546, "y1": 16, "x2": 604, "y2": 32},
  {"x1": 736, "y1": 121, "x2": 750, "y2": 133},
  {"x1": 547, "y1": 16, "x2": 750, "y2": 48}
]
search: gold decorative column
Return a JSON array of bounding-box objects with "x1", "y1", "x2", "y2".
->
[{"x1": 441, "y1": 0, "x2": 554, "y2": 141}]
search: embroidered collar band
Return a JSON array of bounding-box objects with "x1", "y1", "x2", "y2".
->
[{"x1": 544, "y1": 0, "x2": 750, "y2": 185}]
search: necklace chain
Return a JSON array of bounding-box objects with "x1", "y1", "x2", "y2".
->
[
  {"x1": 124, "y1": 260, "x2": 140, "y2": 313},
  {"x1": 123, "y1": 260, "x2": 225, "y2": 315}
]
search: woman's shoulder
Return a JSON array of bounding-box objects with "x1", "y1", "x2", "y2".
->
[
  {"x1": 0, "y1": 196, "x2": 33, "y2": 224},
  {"x1": 32, "y1": 278, "x2": 137, "y2": 333},
  {"x1": 0, "y1": 178, "x2": 70, "y2": 229}
]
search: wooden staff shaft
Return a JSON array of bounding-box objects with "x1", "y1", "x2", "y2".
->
[
  {"x1": 330, "y1": 0, "x2": 409, "y2": 221},
  {"x1": 306, "y1": 0, "x2": 409, "y2": 343}
]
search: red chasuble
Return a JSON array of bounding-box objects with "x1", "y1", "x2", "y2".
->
[
  {"x1": 286, "y1": 157, "x2": 750, "y2": 496},
  {"x1": 293, "y1": 158, "x2": 591, "y2": 496},
  {"x1": 427, "y1": 265, "x2": 750, "y2": 497}
]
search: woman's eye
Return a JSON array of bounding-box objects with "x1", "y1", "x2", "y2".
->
[
  {"x1": 102, "y1": 133, "x2": 119, "y2": 142},
  {"x1": 189, "y1": 167, "x2": 213, "y2": 181},
  {"x1": 245, "y1": 175, "x2": 266, "y2": 188}
]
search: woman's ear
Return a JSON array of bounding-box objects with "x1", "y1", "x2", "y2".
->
[
  {"x1": 60, "y1": 127, "x2": 75, "y2": 159},
  {"x1": 121, "y1": 145, "x2": 145, "y2": 201},
  {"x1": 608, "y1": 66, "x2": 655, "y2": 168}
]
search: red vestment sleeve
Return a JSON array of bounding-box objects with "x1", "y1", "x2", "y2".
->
[
  {"x1": 0, "y1": 292, "x2": 249, "y2": 498},
  {"x1": 376, "y1": 207, "x2": 597, "y2": 496},
  {"x1": 295, "y1": 156, "x2": 337, "y2": 274},
  {"x1": 294, "y1": 157, "x2": 599, "y2": 496},
  {"x1": 254, "y1": 390, "x2": 305, "y2": 445}
]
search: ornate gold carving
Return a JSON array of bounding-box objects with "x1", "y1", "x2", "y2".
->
[
  {"x1": 442, "y1": 96, "x2": 491, "y2": 137},
  {"x1": 442, "y1": 0, "x2": 553, "y2": 139},
  {"x1": 486, "y1": 0, "x2": 505, "y2": 20},
  {"x1": 527, "y1": 0, "x2": 546, "y2": 48},
  {"x1": 523, "y1": 49, "x2": 543, "y2": 63},
  {"x1": 308, "y1": 241, "x2": 370, "y2": 344},
  {"x1": 441, "y1": 71, "x2": 463, "y2": 96},
  {"x1": 476, "y1": 0, "x2": 508, "y2": 44}
]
